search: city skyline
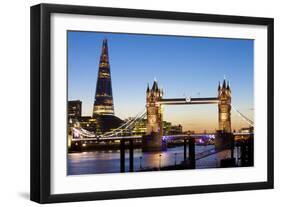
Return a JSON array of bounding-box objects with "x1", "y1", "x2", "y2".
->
[{"x1": 68, "y1": 31, "x2": 254, "y2": 132}]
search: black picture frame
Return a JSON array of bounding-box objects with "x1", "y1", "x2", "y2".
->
[{"x1": 30, "y1": 3, "x2": 274, "y2": 203}]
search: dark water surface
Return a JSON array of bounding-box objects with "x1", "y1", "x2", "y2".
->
[{"x1": 67, "y1": 145, "x2": 233, "y2": 175}]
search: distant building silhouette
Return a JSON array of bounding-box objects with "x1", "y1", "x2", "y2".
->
[
  {"x1": 68, "y1": 100, "x2": 82, "y2": 118},
  {"x1": 93, "y1": 39, "x2": 114, "y2": 116}
]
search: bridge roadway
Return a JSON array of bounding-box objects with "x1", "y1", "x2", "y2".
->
[{"x1": 71, "y1": 132, "x2": 253, "y2": 142}]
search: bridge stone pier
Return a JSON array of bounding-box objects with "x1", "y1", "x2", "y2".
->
[{"x1": 143, "y1": 79, "x2": 232, "y2": 152}]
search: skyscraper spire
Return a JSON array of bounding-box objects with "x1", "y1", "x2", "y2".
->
[
  {"x1": 93, "y1": 39, "x2": 114, "y2": 116},
  {"x1": 101, "y1": 38, "x2": 108, "y2": 57}
]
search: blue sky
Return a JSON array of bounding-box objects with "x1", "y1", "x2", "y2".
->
[{"x1": 68, "y1": 31, "x2": 254, "y2": 132}]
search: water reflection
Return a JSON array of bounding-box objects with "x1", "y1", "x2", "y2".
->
[{"x1": 67, "y1": 145, "x2": 233, "y2": 175}]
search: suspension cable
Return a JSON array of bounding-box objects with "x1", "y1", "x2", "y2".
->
[
  {"x1": 73, "y1": 108, "x2": 146, "y2": 138},
  {"x1": 231, "y1": 104, "x2": 254, "y2": 127}
]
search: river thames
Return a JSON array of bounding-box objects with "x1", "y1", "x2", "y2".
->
[{"x1": 67, "y1": 145, "x2": 235, "y2": 175}]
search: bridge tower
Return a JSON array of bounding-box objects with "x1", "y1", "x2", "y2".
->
[
  {"x1": 216, "y1": 79, "x2": 234, "y2": 153},
  {"x1": 143, "y1": 80, "x2": 165, "y2": 151},
  {"x1": 218, "y1": 79, "x2": 232, "y2": 132},
  {"x1": 146, "y1": 80, "x2": 163, "y2": 135}
]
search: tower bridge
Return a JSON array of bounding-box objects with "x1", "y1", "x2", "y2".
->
[{"x1": 144, "y1": 79, "x2": 232, "y2": 151}]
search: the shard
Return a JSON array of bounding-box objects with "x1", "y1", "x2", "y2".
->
[{"x1": 93, "y1": 39, "x2": 114, "y2": 116}]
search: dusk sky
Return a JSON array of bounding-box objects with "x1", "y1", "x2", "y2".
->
[{"x1": 68, "y1": 31, "x2": 254, "y2": 132}]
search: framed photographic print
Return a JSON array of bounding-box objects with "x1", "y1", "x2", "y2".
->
[{"x1": 30, "y1": 3, "x2": 274, "y2": 203}]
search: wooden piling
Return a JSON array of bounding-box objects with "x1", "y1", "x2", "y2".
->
[
  {"x1": 120, "y1": 139, "x2": 125, "y2": 172},
  {"x1": 129, "y1": 140, "x2": 134, "y2": 172},
  {"x1": 189, "y1": 138, "x2": 195, "y2": 169},
  {"x1": 183, "y1": 139, "x2": 187, "y2": 161}
]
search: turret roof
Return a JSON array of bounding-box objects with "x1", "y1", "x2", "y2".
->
[{"x1": 152, "y1": 80, "x2": 158, "y2": 91}]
